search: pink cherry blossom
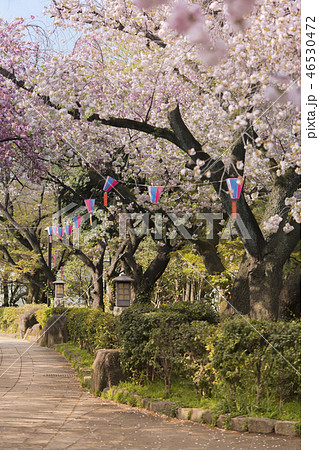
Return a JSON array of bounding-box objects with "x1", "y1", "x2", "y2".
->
[
  {"x1": 133, "y1": 0, "x2": 169, "y2": 10},
  {"x1": 225, "y1": 0, "x2": 256, "y2": 29},
  {"x1": 168, "y1": 1, "x2": 207, "y2": 41},
  {"x1": 199, "y1": 39, "x2": 228, "y2": 65}
]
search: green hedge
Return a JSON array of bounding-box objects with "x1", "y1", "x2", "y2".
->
[
  {"x1": 118, "y1": 302, "x2": 218, "y2": 391},
  {"x1": 204, "y1": 317, "x2": 301, "y2": 415},
  {"x1": 118, "y1": 307, "x2": 300, "y2": 415},
  {"x1": 36, "y1": 307, "x2": 119, "y2": 354},
  {"x1": 65, "y1": 308, "x2": 119, "y2": 354},
  {"x1": 0, "y1": 306, "x2": 118, "y2": 355},
  {"x1": 35, "y1": 307, "x2": 68, "y2": 326},
  {"x1": 0, "y1": 305, "x2": 47, "y2": 334}
]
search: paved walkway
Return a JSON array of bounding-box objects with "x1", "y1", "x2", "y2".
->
[{"x1": 0, "y1": 337, "x2": 301, "y2": 449}]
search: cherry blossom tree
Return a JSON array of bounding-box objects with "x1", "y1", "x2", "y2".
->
[{"x1": 0, "y1": 0, "x2": 301, "y2": 319}]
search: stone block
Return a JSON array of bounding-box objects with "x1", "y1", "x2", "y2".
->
[
  {"x1": 141, "y1": 398, "x2": 152, "y2": 408},
  {"x1": 148, "y1": 401, "x2": 175, "y2": 416},
  {"x1": 190, "y1": 409, "x2": 211, "y2": 423},
  {"x1": 38, "y1": 315, "x2": 68, "y2": 348},
  {"x1": 248, "y1": 417, "x2": 276, "y2": 434},
  {"x1": 83, "y1": 376, "x2": 91, "y2": 388},
  {"x1": 177, "y1": 408, "x2": 192, "y2": 420},
  {"x1": 19, "y1": 308, "x2": 40, "y2": 338},
  {"x1": 275, "y1": 421, "x2": 298, "y2": 436},
  {"x1": 24, "y1": 323, "x2": 42, "y2": 342},
  {"x1": 113, "y1": 307, "x2": 128, "y2": 316},
  {"x1": 230, "y1": 416, "x2": 248, "y2": 432},
  {"x1": 80, "y1": 368, "x2": 92, "y2": 378},
  {"x1": 216, "y1": 414, "x2": 231, "y2": 429},
  {"x1": 202, "y1": 410, "x2": 213, "y2": 424},
  {"x1": 90, "y1": 349, "x2": 124, "y2": 392}
]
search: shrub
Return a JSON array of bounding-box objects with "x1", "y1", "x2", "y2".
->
[
  {"x1": 206, "y1": 316, "x2": 301, "y2": 413},
  {"x1": 118, "y1": 302, "x2": 217, "y2": 390},
  {"x1": 36, "y1": 307, "x2": 119, "y2": 354},
  {"x1": 65, "y1": 308, "x2": 119, "y2": 354},
  {"x1": 266, "y1": 320, "x2": 301, "y2": 410},
  {"x1": 0, "y1": 305, "x2": 47, "y2": 333},
  {"x1": 158, "y1": 302, "x2": 219, "y2": 324},
  {"x1": 35, "y1": 307, "x2": 67, "y2": 326}
]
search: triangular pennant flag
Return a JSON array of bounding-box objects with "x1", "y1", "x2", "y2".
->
[
  {"x1": 58, "y1": 227, "x2": 64, "y2": 238},
  {"x1": 225, "y1": 177, "x2": 244, "y2": 220},
  {"x1": 148, "y1": 186, "x2": 163, "y2": 203},
  {"x1": 85, "y1": 199, "x2": 95, "y2": 226},
  {"x1": 226, "y1": 178, "x2": 244, "y2": 199},
  {"x1": 73, "y1": 216, "x2": 83, "y2": 228},
  {"x1": 73, "y1": 217, "x2": 82, "y2": 249},
  {"x1": 47, "y1": 227, "x2": 53, "y2": 243},
  {"x1": 65, "y1": 225, "x2": 73, "y2": 237},
  {"x1": 103, "y1": 176, "x2": 118, "y2": 192},
  {"x1": 84, "y1": 199, "x2": 95, "y2": 213}
]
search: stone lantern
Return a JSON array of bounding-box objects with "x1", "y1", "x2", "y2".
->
[
  {"x1": 112, "y1": 272, "x2": 134, "y2": 314},
  {"x1": 53, "y1": 274, "x2": 66, "y2": 307}
]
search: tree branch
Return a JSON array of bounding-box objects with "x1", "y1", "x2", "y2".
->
[{"x1": 167, "y1": 102, "x2": 266, "y2": 259}]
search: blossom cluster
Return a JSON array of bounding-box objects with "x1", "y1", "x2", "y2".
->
[{"x1": 0, "y1": 0, "x2": 301, "y2": 238}]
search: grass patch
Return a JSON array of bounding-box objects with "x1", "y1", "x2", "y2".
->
[
  {"x1": 59, "y1": 342, "x2": 94, "y2": 368},
  {"x1": 54, "y1": 342, "x2": 94, "y2": 369},
  {"x1": 115, "y1": 379, "x2": 218, "y2": 409},
  {"x1": 54, "y1": 342, "x2": 94, "y2": 387},
  {"x1": 245, "y1": 398, "x2": 301, "y2": 422},
  {"x1": 110, "y1": 379, "x2": 300, "y2": 422}
]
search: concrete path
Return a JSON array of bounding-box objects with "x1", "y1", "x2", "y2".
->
[{"x1": 0, "y1": 337, "x2": 301, "y2": 449}]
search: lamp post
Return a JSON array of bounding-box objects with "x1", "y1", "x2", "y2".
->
[
  {"x1": 53, "y1": 274, "x2": 66, "y2": 307},
  {"x1": 112, "y1": 272, "x2": 134, "y2": 315}
]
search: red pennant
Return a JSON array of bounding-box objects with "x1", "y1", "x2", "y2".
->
[
  {"x1": 104, "y1": 192, "x2": 108, "y2": 207},
  {"x1": 232, "y1": 201, "x2": 237, "y2": 220}
]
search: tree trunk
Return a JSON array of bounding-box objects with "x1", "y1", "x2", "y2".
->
[
  {"x1": 190, "y1": 279, "x2": 195, "y2": 303},
  {"x1": 123, "y1": 243, "x2": 172, "y2": 304},
  {"x1": 73, "y1": 242, "x2": 106, "y2": 310},
  {"x1": 136, "y1": 249, "x2": 171, "y2": 303},
  {"x1": 184, "y1": 281, "x2": 190, "y2": 302},
  {"x1": 28, "y1": 282, "x2": 41, "y2": 304},
  {"x1": 91, "y1": 267, "x2": 104, "y2": 310},
  {"x1": 3, "y1": 281, "x2": 9, "y2": 306},
  {"x1": 278, "y1": 264, "x2": 301, "y2": 319},
  {"x1": 229, "y1": 253, "x2": 293, "y2": 321}
]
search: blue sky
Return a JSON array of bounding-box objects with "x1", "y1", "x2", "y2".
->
[
  {"x1": 1, "y1": 0, "x2": 80, "y2": 51},
  {"x1": 1, "y1": 0, "x2": 50, "y2": 22}
]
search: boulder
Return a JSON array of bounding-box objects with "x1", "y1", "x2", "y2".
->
[
  {"x1": 190, "y1": 409, "x2": 211, "y2": 424},
  {"x1": 248, "y1": 417, "x2": 276, "y2": 434},
  {"x1": 24, "y1": 323, "x2": 42, "y2": 342},
  {"x1": 38, "y1": 315, "x2": 68, "y2": 347},
  {"x1": 230, "y1": 416, "x2": 248, "y2": 432},
  {"x1": 90, "y1": 349, "x2": 124, "y2": 392},
  {"x1": 19, "y1": 308, "x2": 39, "y2": 338},
  {"x1": 275, "y1": 420, "x2": 299, "y2": 436},
  {"x1": 201, "y1": 410, "x2": 213, "y2": 424},
  {"x1": 177, "y1": 408, "x2": 192, "y2": 421},
  {"x1": 216, "y1": 414, "x2": 231, "y2": 429},
  {"x1": 148, "y1": 401, "x2": 175, "y2": 417},
  {"x1": 141, "y1": 398, "x2": 152, "y2": 409}
]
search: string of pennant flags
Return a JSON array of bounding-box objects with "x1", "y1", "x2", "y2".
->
[{"x1": 47, "y1": 175, "x2": 244, "y2": 240}]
